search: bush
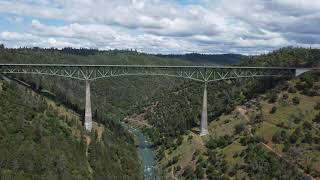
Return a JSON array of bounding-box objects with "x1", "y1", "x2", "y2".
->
[
  {"x1": 292, "y1": 97, "x2": 300, "y2": 105},
  {"x1": 176, "y1": 136, "x2": 183, "y2": 145},
  {"x1": 182, "y1": 165, "x2": 194, "y2": 179},
  {"x1": 250, "y1": 113, "x2": 264, "y2": 124},
  {"x1": 270, "y1": 106, "x2": 277, "y2": 114},
  {"x1": 272, "y1": 130, "x2": 288, "y2": 144},
  {"x1": 288, "y1": 86, "x2": 297, "y2": 93},
  {"x1": 303, "y1": 121, "x2": 312, "y2": 130},
  {"x1": 313, "y1": 113, "x2": 320, "y2": 123},
  {"x1": 315, "y1": 102, "x2": 320, "y2": 110},
  {"x1": 280, "y1": 82, "x2": 290, "y2": 91},
  {"x1": 289, "y1": 133, "x2": 298, "y2": 144},
  {"x1": 234, "y1": 123, "x2": 245, "y2": 134},
  {"x1": 174, "y1": 165, "x2": 181, "y2": 172},
  {"x1": 282, "y1": 93, "x2": 289, "y2": 100},
  {"x1": 195, "y1": 164, "x2": 204, "y2": 179},
  {"x1": 292, "y1": 116, "x2": 302, "y2": 124},
  {"x1": 302, "y1": 132, "x2": 313, "y2": 144},
  {"x1": 267, "y1": 91, "x2": 278, "y2": 103},
  {"x1": 207, "y1": 135, "x2": 233, "y2": 149}
]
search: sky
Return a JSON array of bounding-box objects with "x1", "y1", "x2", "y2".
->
[{"x1": 0, "y1": 0, "x2": 319, "y2": 54}]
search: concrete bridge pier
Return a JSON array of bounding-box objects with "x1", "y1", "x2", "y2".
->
[
  {"x1": 84, "y1": 81, "x2": 92, "y2": 132},
  {"x1": 200, "y1": 82, "x2": 208, "y2": 136}
]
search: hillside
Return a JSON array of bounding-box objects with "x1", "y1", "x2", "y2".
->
[
  {"x1": 157, "y1": 53, "x2": 246, "y2": 65},
  {"x1": 152, "y1": 71, "x2": 320, "y2": 179},
  {"x1": 1, "y1": 46, "x2": 319, "y2": 179},
  {"x1": 0, "y1": 46, "x2": 189, "y2": 179},
  {"x1": 0, "y1": 78, "x2": 141, "y2": 179},
  {"x1": 126, "y1": 47, "x2": 320, "y2": 179}
]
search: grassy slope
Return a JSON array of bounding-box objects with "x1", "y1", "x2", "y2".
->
[{"x1": 161, "y1": 73, "x2": 319, "y2": 179}]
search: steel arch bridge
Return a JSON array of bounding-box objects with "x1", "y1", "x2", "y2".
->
[
  {"x1": 0, "y1": 64, "x2": 318, "y2": 135},
  {"x1": 0, "y1": 64, "x2": 299, "y2": 82}
]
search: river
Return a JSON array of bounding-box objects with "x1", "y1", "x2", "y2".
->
[{"x1": 131, "y1": 128, "x2": 156, "y2": 180}]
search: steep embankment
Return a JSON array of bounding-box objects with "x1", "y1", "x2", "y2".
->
[
  {"x1": 152, "y1": 71, "x2": 320, "y2": 179},
  {"x1": 127, "y1": 47, "x2": 320, "y2": 179},
  {"x1": 0, "y1": 78, "x2": 142, "y2": 179},
  {"x1": 0, "y1": 46, "x2": 192, "y2": 179}
]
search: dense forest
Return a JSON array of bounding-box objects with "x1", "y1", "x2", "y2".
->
[
  {"x1": 0, "y1": 45, "x2": 319, "y2": 179},
  {"x1": 157, "y1": 53, "x2": 246, "y2": 65},
  {"x1": 0, "y1": 79, "x2": 141, "y2": 179}
]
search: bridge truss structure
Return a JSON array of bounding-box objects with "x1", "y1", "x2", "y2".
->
[
  {"x1": 0, "y1": 64, "x2": 298, "y2": 82},
  {"x1": 0, "y1": 64, "x2": 317, "y2": 135}
]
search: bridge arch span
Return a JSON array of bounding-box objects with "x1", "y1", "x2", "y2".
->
[{"x1": 2, "y1": 64, "x2": 317, "y2": 135}]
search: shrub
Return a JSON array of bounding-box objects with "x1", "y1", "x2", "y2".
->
[
  {"x1": 268, "y1": 91, "x2": 278, "y2": 103},
  {"x1": 303, "y1": 121, "x2": 312, "y2": 130},
  {"x1": 195, "y1": 164, "x2": 204, "y2": 179},
  {"x1": 207, "y1": 135, "x2": 232, "y2": 149},
  {"x1": 292, "y1": 97, "x2": 300, "y2": 105},
  {"x1": 315, "y1": 102, "x2": 320, "y2": 110},
  {"x1": 302, "y1": 132, "x2": 313, "y2": 144},
  {"x1": 289, "y1": 133, "x2": 298, "y2": 144},
  {"x1": 182, "y1": 165, "x2": 194, "y2": 179},
  {"x1": 292, "y1": 115, "x2": 302, "y2": 124},
  {"x1": 282, "y1": 93, "x2": 289, "y2": 100},
  {"x1": 176, "y1": 136, "x2": 183, "y2": 145},
  {"x1": 175, "y1": 165, "x2": 181, "y2": 172},
  {"x1": 234, "y1": 123, "x2": 245, "y2": 134},
  {"x1": 272, "y1": 130, "x2": 288, "y2": 144},
  {"x1": 280, "y1": 82, "x2": 290, "y2": 91},
  {"x1": 288, "y1": 86, "x2": 297, "y2": 93},
  {"x1": 313, "y1": 113, "x2": 320, "y2": 123},
  {"x1": 250, "y1": 113, "x2": 264, "y2": 124},
  {"x1": 283, "y1": 142, "x2": 290, "y2": 152},
  {"x1": 270, "y1": 106, "x2": 277, "y2": 114},
  {"x1": 224, "y1": 119, "x2": 230, "y2": 124}
]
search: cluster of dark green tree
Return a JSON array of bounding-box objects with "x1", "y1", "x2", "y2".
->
[
  {"x1": 0, "y1": 80, "x2": 141, "y2": 179},
  {"x1": 243, "y1": 142, "x2": 306, "y2": 179},
  {"x1": 157, "y1": 53, "x2": 246, "y2": 65},
  {"x1": 0, "y1": 81, "x2": 90, "y2": 180},
  {"x1": 243, "y1": 46, "x2": 320, "y2": 67}
]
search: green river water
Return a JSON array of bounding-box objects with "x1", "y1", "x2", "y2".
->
[{"x1": 131, "y1": 128, "x2": 156, "y2": 180}]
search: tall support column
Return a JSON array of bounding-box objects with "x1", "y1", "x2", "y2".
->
[
  {"x1": 200, "y1": 83, "x2": 208, "y2": 136},
  {"x1": 85, "y1": 81, "x2": 92, "y2": 132}
]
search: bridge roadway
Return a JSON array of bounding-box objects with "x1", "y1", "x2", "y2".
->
[{"x1": 0, "y1": 64, "x2": 318, "y2": 135}]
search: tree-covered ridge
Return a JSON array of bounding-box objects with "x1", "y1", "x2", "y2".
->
[
  {"x1": 0, "y1": 80, "x2": 90, "y2": 179},
  {"x1": 0, "y1": 79, "x2": 142, "y2": 180},
  {"x1": 157, "y1": 53, "x2": 246, "y2": 65},
  {"x1": 244, "y1": 46, "x2": 320, "y2": 67}
]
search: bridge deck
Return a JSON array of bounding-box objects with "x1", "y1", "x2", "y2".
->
[{"x1": 0, "y1": 64, "x2": 318, "y2": 82}]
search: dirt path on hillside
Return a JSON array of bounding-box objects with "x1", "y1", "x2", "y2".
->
[{"x1": 236, "y1": 106, "x2": 315, "y2": 180}]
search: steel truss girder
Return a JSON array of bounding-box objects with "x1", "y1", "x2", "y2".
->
[{"x1": 0, "y1": 64, "x2": 298, "y2": 82}]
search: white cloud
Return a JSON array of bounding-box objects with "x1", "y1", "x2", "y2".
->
[{"x1": 0, "y1": 0, "x2": 319, "y2": 54}]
